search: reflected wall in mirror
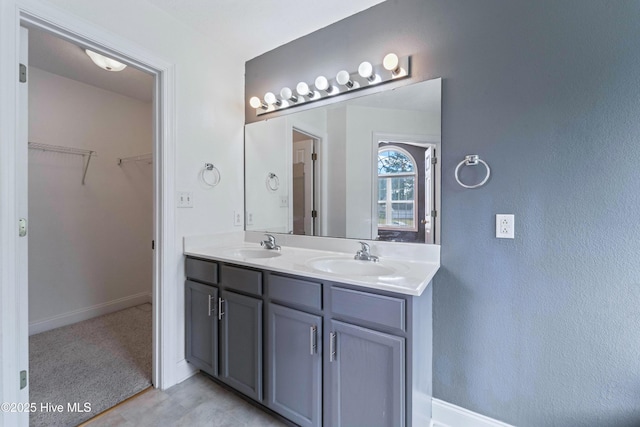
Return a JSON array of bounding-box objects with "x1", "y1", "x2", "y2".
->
[{"x1": 245, "y1": 77, "x2": 441, "y2": 244}]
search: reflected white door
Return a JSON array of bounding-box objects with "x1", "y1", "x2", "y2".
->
[{"x1": 292, "y1": 139, "x2": 314, "y2": 235}]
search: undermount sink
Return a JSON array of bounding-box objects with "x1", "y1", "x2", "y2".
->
[
  {"x1": 233, "y1": 248, "x2": 281, "y2": 259},
  {"x1": 306, "y1": 256, "x2": 404, "y2": 277}
]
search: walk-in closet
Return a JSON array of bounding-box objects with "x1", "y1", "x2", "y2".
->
[{"x1": 25, "y1": 26, "x2": 155, "y2": 426}]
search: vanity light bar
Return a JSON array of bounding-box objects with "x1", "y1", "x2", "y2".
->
[{"x1": 249, "y1": 54, "x2": 411, "y2": 116}]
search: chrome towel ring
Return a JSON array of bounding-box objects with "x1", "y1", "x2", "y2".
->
[
  {"x1": 455, "y1": 155, "x2": 490, "y2": 189},
  {"x1": 201, "y1": 163, "x2": 221, "y2": 187},
  {"x1": 266, "y1": 172, "x2": 280, "y2": 191}
]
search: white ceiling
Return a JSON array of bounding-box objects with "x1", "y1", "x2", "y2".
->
[
  {"x1": 27, "y1": 0, "x2": 385, "y2": 102},
  {"x1": 28, "y1": 27, "x2": 155, "y2": 103}
]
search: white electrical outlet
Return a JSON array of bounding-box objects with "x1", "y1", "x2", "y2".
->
[
  {"x1": 233, "y1": 211, "x2": 243, "y2": 226},
  {"x1": 496, "y1": 214, "x2": 515, "y2": 239},
  {"x1": 246, "y1": 212, "x2": 253, "y2": 225},
  {"x1": 177, "y1": 191, "x2": 193, "y2": 208},
  {"x1": 280, "y1": 196, "x2": 289, "y2": 207}
]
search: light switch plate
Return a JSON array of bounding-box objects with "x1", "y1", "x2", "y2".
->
[
  {"x1": 177, "y1": 191, "x2": 193, "y2": 208},
  {"x1": 496, "y1": 214, "x2": 514, "y2": 239}
]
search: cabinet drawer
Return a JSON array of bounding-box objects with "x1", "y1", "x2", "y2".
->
[
  {"x1": 330, "y1": 287, "x2": 406, "y2": 333},
  {"x1": 221, "y1": 264, "x2": 263, "y2": 296},
  {"x1": 268, "y1": 274, "x2": 322, "y2": 311},
  {"x1": 186, "y1": 257, "x2": 219, "y2": 285}
]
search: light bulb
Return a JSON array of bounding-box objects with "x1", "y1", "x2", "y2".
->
[
  {"x1": 336, "y1": 70, "x2": 354, "y2": 88},
  {"x1": 383, "y1": 53, "x2": 400, "y2": 74},
  {"x1": 315, "y1": 76, "x2": 328, "y2": 90},
  {"x1": 296, "y1": 82, "x2": 313, "y2": 98},
  {"x1": 249, "y1": 96, "x2": 267, "y2": 110},
  {"x1": 85, "y1": 49, "x2": 127, "y2": 72},
  {"x1": 280, "y1": 87, "x2": 298, "y2": 102},
  {"x1": 264, "y1": 92, "x2": 281, "y2": 106},
  {"x1": 358, "y1": 61, "x2": 375, "y2": 81}
]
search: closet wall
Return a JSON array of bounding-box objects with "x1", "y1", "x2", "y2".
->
[{"x1": 28, "y1": 67, "x2": 153, "y2": 335}]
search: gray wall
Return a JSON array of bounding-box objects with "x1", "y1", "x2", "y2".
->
[{"x1": 245, "y1": 1, "x2": 640, "y2": 426}]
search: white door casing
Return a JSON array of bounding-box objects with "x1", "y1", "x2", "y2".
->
[{"x1": 1, "y1": 4, "x2": 177, "y2": 425}]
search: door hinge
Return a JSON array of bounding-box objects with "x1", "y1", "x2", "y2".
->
[
  {"x1": 311, "y1": 153, "x2": 317, "y2": 161},
  {"x1": 19, "y1": 63, "x2": 27, "y2": 83},
  {"x1": 431, "y1": 210, "x2": 437, "y2": 218},
  {"x1": 151, "y1": 240, "x2": 155, "y2": 250},
  {"x1": 431, "y1": 156, "x2": 437, "y2": 165},
  {"x1": 18, "y1": 218, "x2": 27, "y2": 237},
  {"x1": 20, "y1": 370, "x2": 27, "y2": 389},
  {"x1": 311, "y1": 210, "x2": 317, "y2": 218}
]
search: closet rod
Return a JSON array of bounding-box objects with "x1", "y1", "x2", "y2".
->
[
  {"x1": 117, "y1": 152, "x2": 152, "y2": 165},
  {"x1": 28, "y1": 141, "x2": 96, "y2": 185}
]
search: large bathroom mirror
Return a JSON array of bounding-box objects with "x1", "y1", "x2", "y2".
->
[{"x1": 245, "y1": 77, "x2": 441, "y2": 244}]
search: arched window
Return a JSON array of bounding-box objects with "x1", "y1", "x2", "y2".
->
[{"x1": 377, "y1": 146, "x2": 417, "y2": 231}]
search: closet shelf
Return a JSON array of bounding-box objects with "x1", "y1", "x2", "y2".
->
[
  {"x1": 117, "y1": 153, "x2": 152, "y2": 165},
  {"x1": 28, "y1": 142, "x2": 96, "y2": 185}
]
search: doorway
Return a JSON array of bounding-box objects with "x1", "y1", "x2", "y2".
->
[
  {"x1": 25, "y1": 25, "x2": 155, "y2": 425},
  {"x1": 1, "y1": 7, "x2": 176, "y2": 425},
  {"x1": 374, "y1": 136, "x2": 438, "y2": 244},
  {"x1": 291, "y1": 129, "x2": 319, "y2": 236}
]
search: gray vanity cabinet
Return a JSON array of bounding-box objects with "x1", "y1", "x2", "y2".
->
[
  {"x1": 186, "y1": 256, "x2": 432, "y2": 427},
  {"x1": 328, "y1": 319, "x2": 405, "y2": 427},
  {"x1": 218, "y1": 289, "x2": 263, "y2": 401},
  {"x1": 267, "y1": 303, "x2": 322, "y2": 427},
  {"x1": 185, "y1": 280, "x2": 218, "y2": 377},
  {"x1": 219, "y1": 289, "x2": 263, "y2": 401}
]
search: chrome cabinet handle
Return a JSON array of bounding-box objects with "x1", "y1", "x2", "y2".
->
[
  {"x1": 218, "y1": 298, "x2": 225, "y2": 321},
  {"x1": 310, "y1": 326, "x2": 317, "y2": 355},
  {"x1": 329, "y1": 332, "x2": 337, "y2": 362}
]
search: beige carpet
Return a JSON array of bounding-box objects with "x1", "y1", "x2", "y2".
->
[{"x1": 29, "y1": 303, "x2": 152, "y2": 427}]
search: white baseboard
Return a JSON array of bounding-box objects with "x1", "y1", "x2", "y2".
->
[
  {"x1": 29, "y1": 292, "x2": 152, "y2": 335},
  {"x1": 432, "y1": 398, "x2": 514, "y2": 427},
  {"x1": 174, "y1": 359, "x2": 198, "y2": 386}
]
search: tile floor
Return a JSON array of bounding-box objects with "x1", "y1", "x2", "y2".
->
[{"x1": 83, "y1": 373, "x2": 287, "y2": 427}]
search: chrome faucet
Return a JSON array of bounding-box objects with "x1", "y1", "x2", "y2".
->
[
  {"x1": 260, "y1": 234, "x2": 281, "y2": 251},
  {"x1": 354, "y1": 241, "x2": 379, "y2": 262}
]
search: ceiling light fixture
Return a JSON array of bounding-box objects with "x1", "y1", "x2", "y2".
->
[{"x1": 85, "y1": 49, "x2": 127, "y2": 72}]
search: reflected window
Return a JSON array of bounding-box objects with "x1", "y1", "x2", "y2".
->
[{"x1": 378, "y1": 146, "x2": 417, "y2": 231}]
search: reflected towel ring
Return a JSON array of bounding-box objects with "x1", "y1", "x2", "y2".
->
[
  {"x1": 201, "y1": 163, "x2": 221, "y2": 187},
  {"x1": 455, "y1": 155, "x2": 491, "y2": 189},
  {"x1": 266, "y1": 172, "x2": 279, "y2": 192}
]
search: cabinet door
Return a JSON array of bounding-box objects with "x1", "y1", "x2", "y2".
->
[
  {"x1": 185, "y1": 280, "x2": 218, "y2": 376},
  {"x1": 219, "y1": 290, "x2": 263, "y2": 401},
  {"x1": 267, "y1": 304, "x2": 322, "y2": 427},
  {"x1": 329, "y1": 320, "x2": 405, "y2": 427}
]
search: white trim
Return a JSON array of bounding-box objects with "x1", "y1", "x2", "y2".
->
[
  {"x1": 28, "y1": 293, "x2": 153, "y2": 336},
  {"x1": 174, "y1": 359, "x2": 198, "y2": 385},
  {"x1": 432, "y1": 398, "x2": 515, "y2": 427},
  {"x1": 1, "y1": 3, "x2": 177, "y2": 424}
]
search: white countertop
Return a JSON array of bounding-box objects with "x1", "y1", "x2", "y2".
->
[{"x1": 184, "y1": 232, "x2": 440, "y2": 296}]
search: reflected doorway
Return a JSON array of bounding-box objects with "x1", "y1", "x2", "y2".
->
[
  {"x1": 292, "y1": 129, "x2": 319, "y2": 235},
  {"x1": 376, "y1": 139, "x2": 437, "y2": 244}
]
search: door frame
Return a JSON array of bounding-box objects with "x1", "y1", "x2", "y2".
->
[
  {"x1": 286, "y1": 119, "x2": 326, "y2": 236},
  {"x1": 370, "y1": 132, "x2": 441, "y2": 244},
  {"x1": 0, "y1": 2, "x2": 177, "y2": 424}
]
